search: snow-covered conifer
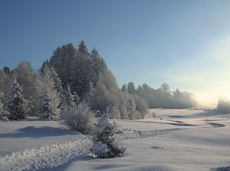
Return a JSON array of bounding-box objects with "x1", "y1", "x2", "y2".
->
[
  {"x1": 7, "y1": 80, "x2": 30, "y2": 120},
  {"x1": 60, "y1": 85, "x2": 77, "y2": 112},
  {"x1": 40, "y1": 64, "x2": 61, "y2": 117},
  {"x1": 39, "y1": 92, "x2": 56, "y2": 120},
  {"x1": 127, "y1": 97, "x2": 138, "y2": 119},
  {"x1": 91, "y1": 113, "x2": 126, "y2": 158}
]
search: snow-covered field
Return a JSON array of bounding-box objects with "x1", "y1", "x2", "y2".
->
[{"x1": 1, "y1": 109, "x2": 230, "y2": 171}]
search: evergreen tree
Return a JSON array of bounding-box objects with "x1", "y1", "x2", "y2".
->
[
  {"x1": 61, "y1": 85, "x2": 77, "y2": 111},
  {"x1": 40, "y1": 64, "x2": 61, "y2": 116},
  {"x1": 127, "y1": 82, "x2": 136, "y2": 94},
  {"x1": 127, "y1": 97, "x2": 138, "y2": 120},
  {"x1": 121, "y1": 84, "x2": 127, "y2": 92},
  {"x1": 7, "y1": 80, "x2": 30, "y2": 120},
  {"x1": 78, "y1": 40, "x2": 88, "y2": 55},
  {"x1": 39, "y1": 92, "x2": 56, "y2": 120},
  {"x1": 92, "y1": 113, "x2": 126, "y2": 158},
  {"x1": 70, "y1": 54, "x2": 90, "y2": 97},
  {"x1": 88, "y1": 48, "x2": 106, "y2": 87},
  {"x1": 49, "y1": 43, "x2": 77, "y2": 89}
]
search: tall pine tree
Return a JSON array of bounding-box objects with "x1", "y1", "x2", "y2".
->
[{"x1": 8, "y1": 80, "x2": 30, "y2": 120}]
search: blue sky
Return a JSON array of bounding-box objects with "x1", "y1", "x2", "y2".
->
[{"x1": 1, "y1": 0, "x2": 230, "y2": 105}]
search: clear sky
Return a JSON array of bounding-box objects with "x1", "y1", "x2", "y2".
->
[{"x1": 1, "y1": 0, "x2": 230, "y2": 106}]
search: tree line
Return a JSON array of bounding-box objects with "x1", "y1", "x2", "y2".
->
[
  {"x1": 122, "y1": 82, "x2": 197, "y2": 109},
  {"x1": 0, "y1": 41, "x2": 197, "y2": 121}
]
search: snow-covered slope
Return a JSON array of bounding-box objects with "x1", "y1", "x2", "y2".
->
[{"x1": 0, "y1": 109, "x2": 230, "y2": 171}]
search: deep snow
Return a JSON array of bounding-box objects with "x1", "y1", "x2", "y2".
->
[{"x1": 0, "y1": 109, "x2": 230, "y2": 171}]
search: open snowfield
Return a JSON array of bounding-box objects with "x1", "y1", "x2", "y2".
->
[{"x1": 1, "y1": 109, "x2": 230, "y2": 171}]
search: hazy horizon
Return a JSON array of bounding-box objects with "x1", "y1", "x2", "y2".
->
[{"x1": 1, "y1": 0, "x2": 230, "y2": 107}]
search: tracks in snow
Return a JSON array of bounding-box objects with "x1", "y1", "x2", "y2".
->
[
  {"x1": 0, "y1": 136, "x2": 92, "y2": 171},
  {"x1": 0, "y1": 128, "x2": 182, "y2": 171},
  {"x1": 118, "y1": 128, "x2": 184, "y2": 140}
]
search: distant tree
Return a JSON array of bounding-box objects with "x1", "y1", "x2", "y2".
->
[
  {"x1": 50, "y1": 67, "x2": 63, "y2": 94},
  {"x1": 3, "y1": 66, "x2": 11, "y2": 75},
  {"x1": 118, "y1": 92, "x2": 128, "y2": 119},
  {"x1": 88, "y1": 48, "x2": 107, "y2": 87},
  {"x1": 217, "y1": 98, "x2": 230, "y2": 113},
  {"x1": 133, "y1": 95, "x2": 148, "y2": 118},
  {"x1": 70, "y1": 53, "x2": 90, "y2": 97},
  {"x1": 121, "y1": 84, "x2": 127, "y2": 92},
  {"x1": 40, "y1": 64, "x2": 61, "y2": 117},
  {"x1": 7, "y1": 80, "x2": 30, "y2": 120},
  {"x1": 160, "y1": 83, "x2": 171, "y2": 94},
  {"x1": 15, "y1": 61, "x2": 40, "y2": 114},
  {"x1": 126, "y1": 97, "x2": 138, "y2": 119},
  {"x1": 127, "y1": 82, "x2": 136, "y2": 94},
  {"x1": 78, "y1": 40, "x2": 88, "y2": 55},
  {"x1": 134, "y1": 83, "x2": 196, "y2": 109},
  {"x1": 60, "y1": 85, "x2": 77, "y2": 111},
  {"x1": 0, "y1": 99, "x2": 9, "y2": 121},
  {"x1": 39, "y1": 92, "x2": 56, "y2": 120},
  {"x1": 88, "y1": 70, "x2": 122, "y2": 118},
  {"x1": 0, "y1": 69, "x2": 15, "y2": 107},
  {"x1": 49, "y1": 43, "x2": 77, "y2": 89}
]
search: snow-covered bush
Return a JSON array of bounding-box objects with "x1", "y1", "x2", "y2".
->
[
  {"x1": 63, "y1": 103, "x2": 94, "y2": 134},
  {"x1": 217, "y1": 98, "x2": 230, "y2": 114},
  {"x1": 91, "y1": 113, "x2": 126, "y2": 158},
  {"x1": 7, "y1": 80, "x2": 30, "y2": 120}
]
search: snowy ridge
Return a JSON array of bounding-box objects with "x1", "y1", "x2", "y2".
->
[{"x1": 0, "y1": 136, "x2": 92, "y2": 171}]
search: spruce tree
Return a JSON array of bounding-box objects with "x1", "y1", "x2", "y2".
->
[
  {"x1": 39, "y1": 92, "x2": 56, "y2": 120},
  {"x1": 78, "y1": 40, "x2": 88, "y2": 55},
  {"x1": 92, "y1": 113, "x2": 126, "y2": 158},
  {"x1": 61, "y1": 85, "x2": 76, "y2": 110},
  {"x1": 8, "y1": 80, "x2": 30, "y2": 120},
  {"x1": 40, "y1": 64, "x2": 61, "y2": 116}
]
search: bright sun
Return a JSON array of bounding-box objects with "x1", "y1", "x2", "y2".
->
[{"x1": 195, "y1": 86, "x2": 230, "y2": 108}]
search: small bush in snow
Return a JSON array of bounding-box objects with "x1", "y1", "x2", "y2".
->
[
  {"x1": 91, "y1": 113, "x2": 126, "y2": 158},
  {"x1": 217, "y1": 98, "x2": 230, "y2": 114},
  {"x1": 63, "y1": 103, "x2": 94, "y2": 134}
]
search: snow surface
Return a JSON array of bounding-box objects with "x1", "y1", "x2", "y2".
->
[{"x1": 0, "y1": 109, "x2": 230, "y2": 171}]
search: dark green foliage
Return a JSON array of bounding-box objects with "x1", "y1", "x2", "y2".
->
[{"x1": 49, "y1": 42, "x2": 106, "y2": 99}]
